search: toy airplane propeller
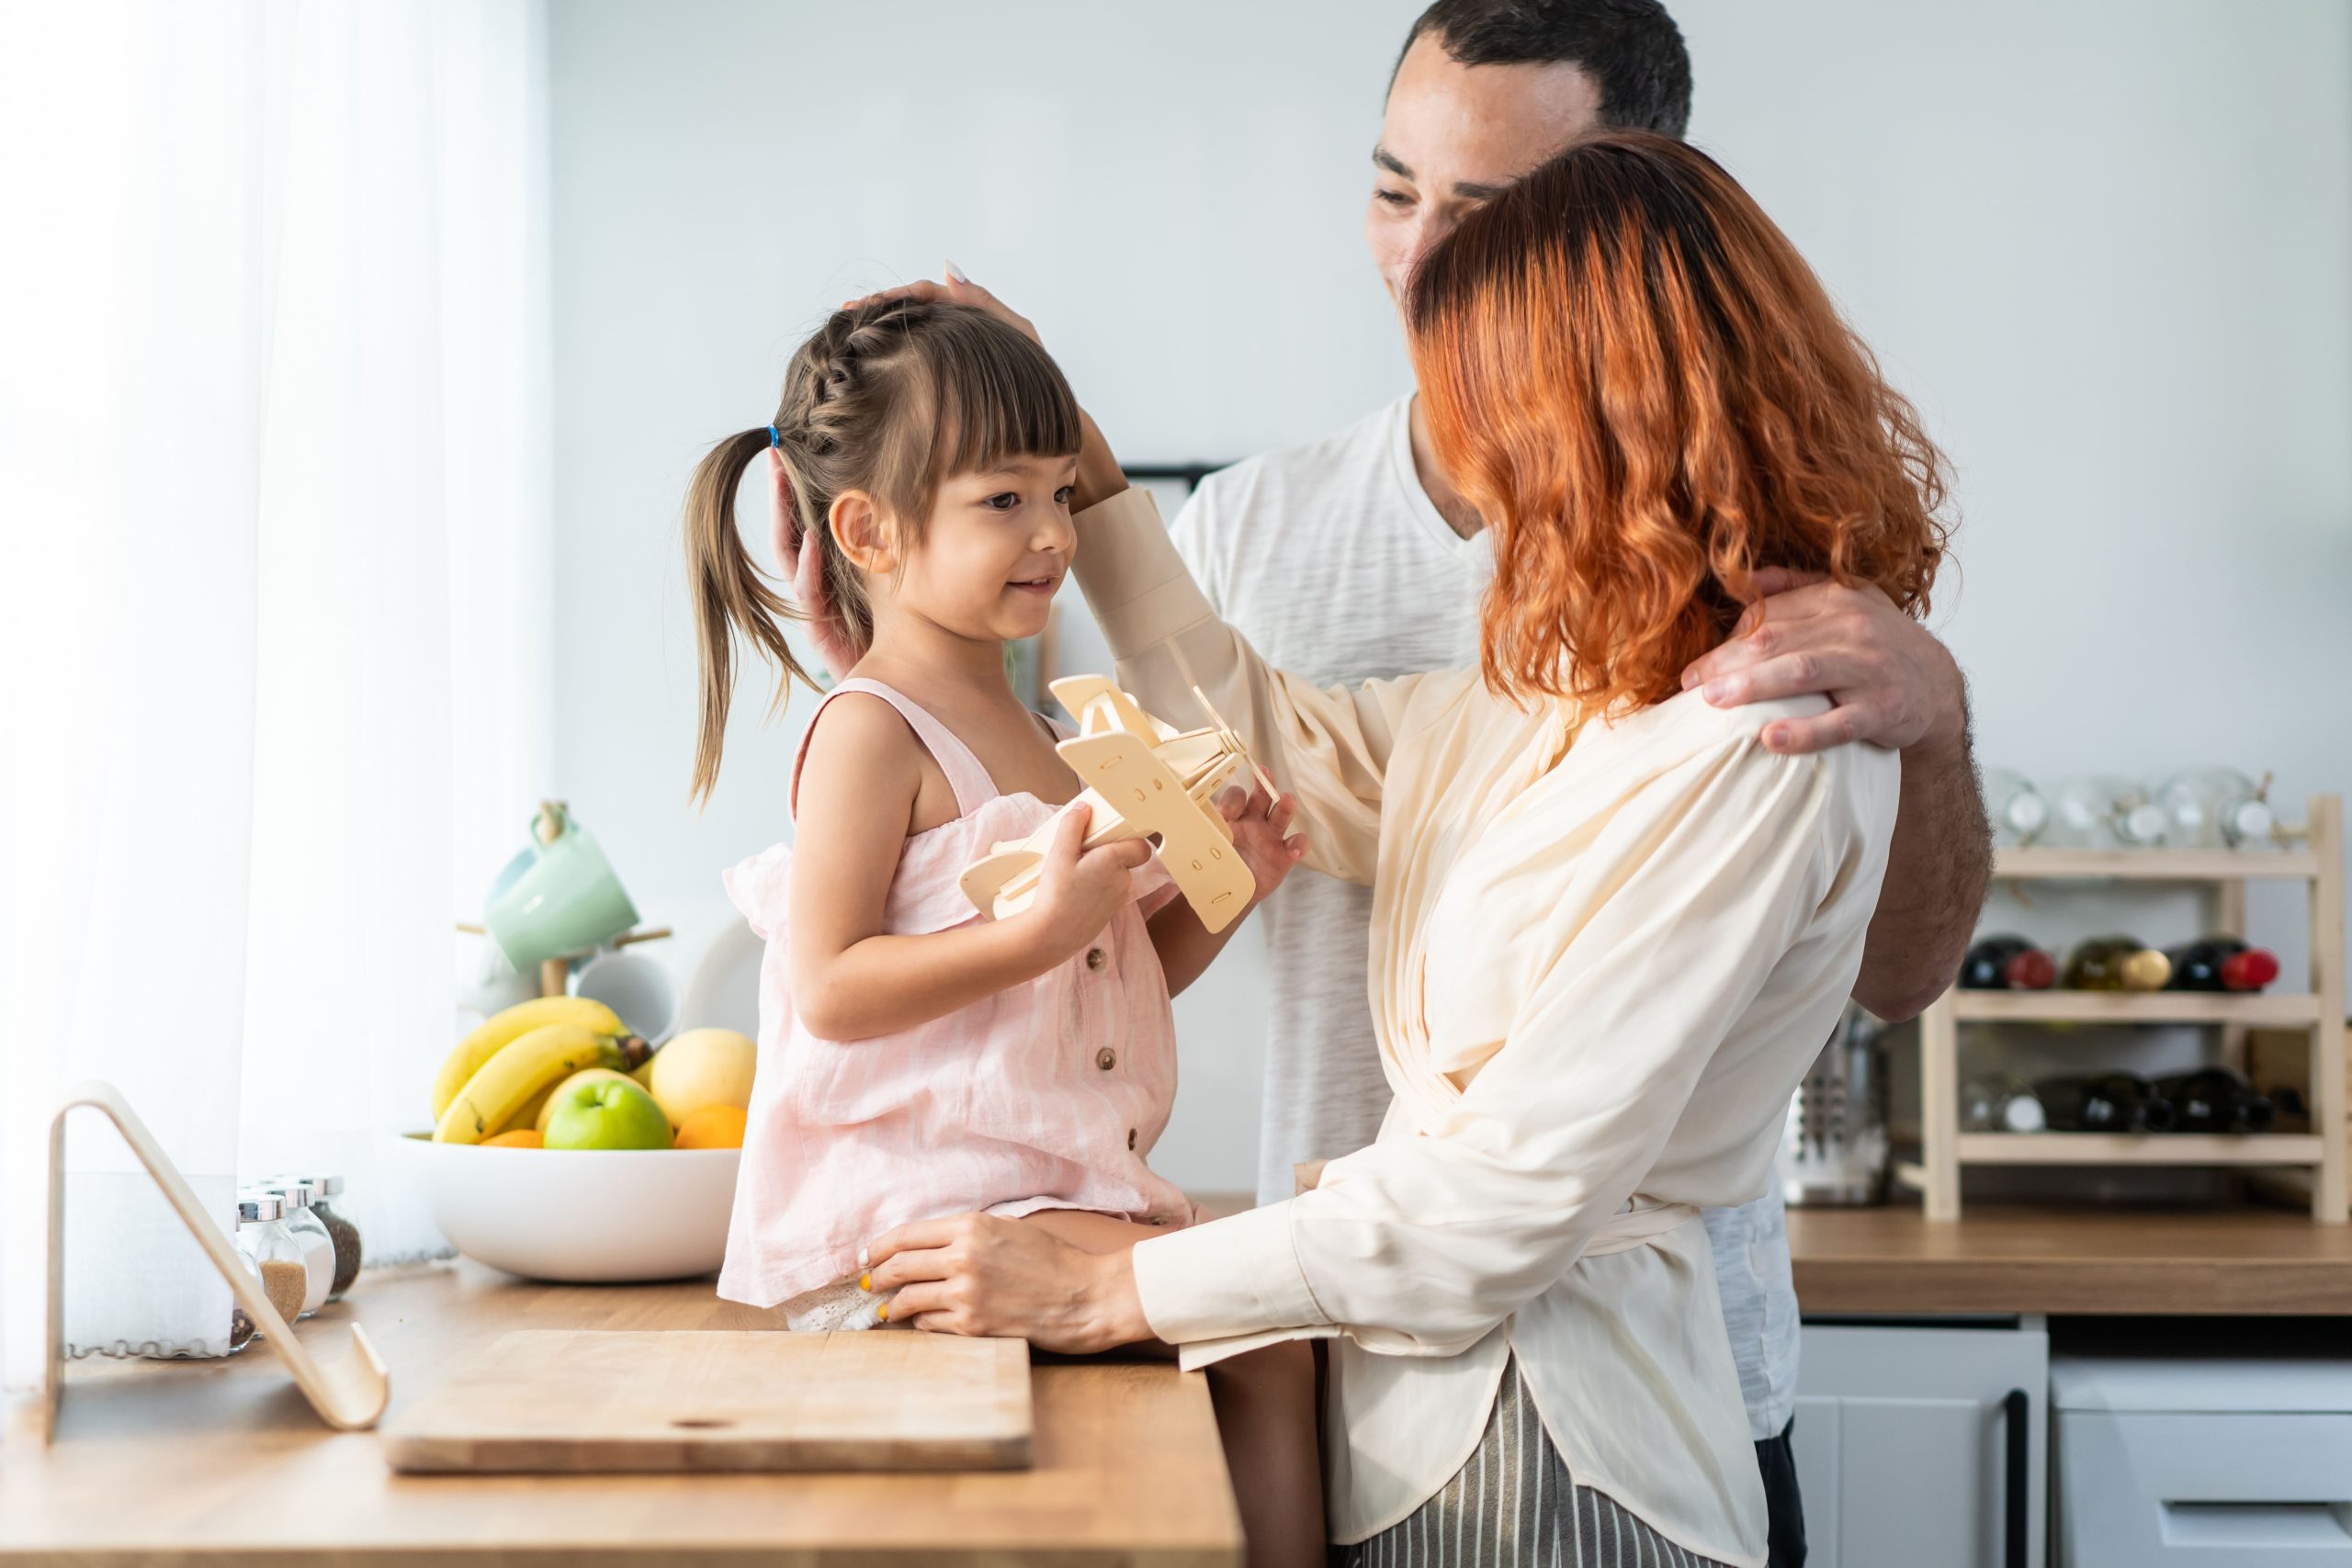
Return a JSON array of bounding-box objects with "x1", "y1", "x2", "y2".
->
[{"x1": 960, "y1": 674, "x2": 1279, "y2": 935}]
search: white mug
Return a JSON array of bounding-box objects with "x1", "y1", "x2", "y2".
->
[{"x1": 571, "y1": 948, "x2": 681, "y2": 1046}]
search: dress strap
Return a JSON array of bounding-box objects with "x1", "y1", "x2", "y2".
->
[{"x1": 790, "y1": 677, "x2": 1001, "y2": 820}]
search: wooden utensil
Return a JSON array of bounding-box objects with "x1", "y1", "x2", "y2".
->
[{"x1": 382, "y1": 1328, "x2": 1032, "y2": 1473}]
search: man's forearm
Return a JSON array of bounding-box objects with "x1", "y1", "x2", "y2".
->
[{"x1": 1852, "y1": 702, "x2": 1993, "y2": 1021}]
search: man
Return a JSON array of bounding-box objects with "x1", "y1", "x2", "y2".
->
[{"x1": 1165, "y1": 5, "x2": 1991, "y2": 1564}]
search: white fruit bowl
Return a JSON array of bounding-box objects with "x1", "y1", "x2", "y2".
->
[{"x1": 391, "y1": 1132, "x2": 741, "y2": 1282}]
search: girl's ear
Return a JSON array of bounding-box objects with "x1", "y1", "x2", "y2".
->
[{"x1": 830, "y1": 490, "x2": 896, "y2": 574}]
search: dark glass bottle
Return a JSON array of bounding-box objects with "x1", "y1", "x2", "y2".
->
[
  {"x1": 2163, "y1": 938, "x2": 2281, "y2": 994},
  {"x1": 1959, "y1": 935, "x2": 2059, "y2": 990},
  {"x1": 2035, "y1": 1072, "x2": 2178, "y2": 1133},
  {"x1": 2064, "y1": 936, "x2": 2172, "y2": 992},
  {"x1": 2151, "y1": 1068, "x2": 2277, "y2": 1133}
]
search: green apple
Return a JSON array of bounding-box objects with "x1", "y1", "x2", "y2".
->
[{"x1": 542, "y1": 1077, "x2": 673, "y2": 1151}]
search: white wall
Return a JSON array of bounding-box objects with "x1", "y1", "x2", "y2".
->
[{"x1": 549, "y1": 0, "x2": 2352, "y2": 1193}]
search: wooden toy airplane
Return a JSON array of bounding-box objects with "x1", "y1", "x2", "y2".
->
[{"x1": 960, "y1": 674, "x2": 1278, "y2": 935}]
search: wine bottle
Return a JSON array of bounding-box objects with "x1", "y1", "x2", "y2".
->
[
  {"x1": 1962, "y1": 1073, "x2": 2048, "y2": 1132},
  {"x1": 1959, "y1": 934, "x2": 2058, "y2": 990},
  {"x1": 2045, "y1": 774, "x2": 2168, "y2": 850},
  {"x1": 2036, "y1": 1072, "x2": 2178, "y2": 1133},
  {"x1": 2164, "y1": 937, "x2": 2282, "y2": 993},
  {"x1": 2153, "y1": 767, "x2": 2276, "y2": 850},
  {"x1": 2151, "y1": 1068, "x2": 2276, "y2": 1134},
  {"x1": 1983, "y1": 768, "x2": 2050, "y2": 849},
  {"x1": 2063, "y1": 935, "x2": 2172, "y2": 991}
]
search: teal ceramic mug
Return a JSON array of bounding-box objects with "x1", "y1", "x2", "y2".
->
[{"x1": 483, "y1": 803, "x2": 639, "y2": 969}]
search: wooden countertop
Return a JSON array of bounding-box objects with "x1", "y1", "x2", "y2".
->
[
  {"x1": 2, "y1": 1260, "x2": 1242, "y2": 1567},
  {"x1": 1789, "y1": 1203, "x2": 2352, "y2": 1316}
]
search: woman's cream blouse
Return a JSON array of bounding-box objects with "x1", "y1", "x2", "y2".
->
[{"x1": 1074, "y1": 488, "x2": 1898, "y2": 1568}]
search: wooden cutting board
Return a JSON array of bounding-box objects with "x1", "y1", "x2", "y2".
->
[{"x1": 382, "y1": 1329, "x2": 1032, "y2": 1473}]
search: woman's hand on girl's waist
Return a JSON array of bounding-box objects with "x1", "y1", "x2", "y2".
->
[{"x1": 864, "y1": 1212, "x2": 1152, "y2": 1353}]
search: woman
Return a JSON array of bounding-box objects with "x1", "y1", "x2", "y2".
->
[{"x1": 864, "y1": 130, "x2": 1949, "y2": 1567}]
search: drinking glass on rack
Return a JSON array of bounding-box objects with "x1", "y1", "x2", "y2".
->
[
  {"x1": 2044, "y1": 774, "x2": 2168, "y2": 850},
  {"x1": 1982, "y1": 767, "x2": 2049, "y2": 849},
  {"x1": 2153, "y1": 767, "x2": 2277, "y2": 850}
]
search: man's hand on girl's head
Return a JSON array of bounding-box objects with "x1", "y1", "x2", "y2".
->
[{"x1": 1678, "y1": 567, "x2": 1967, "y2": 757}]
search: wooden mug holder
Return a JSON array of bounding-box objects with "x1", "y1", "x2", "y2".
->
[
  {"x1": 42, "y1": 1080, "x2": 390, "y2": 1443},
  {"x1": 454, "y1": 922, "x2": 673, "y2": 999}
]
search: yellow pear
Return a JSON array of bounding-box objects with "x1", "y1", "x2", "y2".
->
[
  {"x1": 536, "y1": 1067, "x2": 648, "y2": 1134},
  {"x1": 647, "y1": 1027, "x2": 756, "y2": 1125}
]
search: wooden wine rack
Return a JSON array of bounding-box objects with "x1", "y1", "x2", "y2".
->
[{"x1": 1900, "y1": 794, "x2": 2346, "y2": 1222}]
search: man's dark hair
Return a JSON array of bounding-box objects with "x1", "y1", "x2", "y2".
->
[{"x1": 1394, "y1": 0, "x2": 1692, "y2": 140}]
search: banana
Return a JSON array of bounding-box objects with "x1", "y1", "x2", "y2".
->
[
  {"x1": 432, "y1": 996, "x2": 627, "y2": 1122},
  {"x1": 496, "y1": 1080, "x2": 560, "y2": 1139},
  {"x1": 435, "y1": 1022, "x2": 650, "y2": 1145}
]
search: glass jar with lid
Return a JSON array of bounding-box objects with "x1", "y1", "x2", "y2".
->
[
  {"x1": 266, "y1": 1171, "x2": 360, "y2": 1300},
  {"x1": 224, "y1": 1239, "x2": 266, "y2": 1354},
  {"x1": 247, "y1": 1182, "x2": 332, "y2": 1317},
  {"x1": 233, "y1": 1196, "x2": 309, "y2": 1333}
]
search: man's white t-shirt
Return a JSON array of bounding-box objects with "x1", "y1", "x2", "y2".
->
[{"x1": 1168, "y1": 393, "x2": 1800, "y2": 1442}]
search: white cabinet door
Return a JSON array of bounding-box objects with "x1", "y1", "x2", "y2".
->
[{"x1": 1796, "y1": 1323, "x2": 2048, "y2": 1568}]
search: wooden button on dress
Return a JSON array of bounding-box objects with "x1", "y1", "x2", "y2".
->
[
  {"x1": 1085, "y1": 946, "x2": 1106, "y2": 971},
  {"x1": 1096, "y1": 1047, "x2": 1117, "y2": 1071},
  {"x1": 1127, "y1": 1128, "x2": 1138, "y2": 1150}
]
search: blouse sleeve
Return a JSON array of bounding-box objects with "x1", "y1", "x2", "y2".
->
[
  {"x1": 1070, "y1": 487, "x2": 1436, "y2": 887},
  {"x1": 1129, "y1": 729, "x2": 1892, "y2": 1363}
]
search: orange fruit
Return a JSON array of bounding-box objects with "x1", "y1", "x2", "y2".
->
[
  {"x1": 673, "y1": 1104, "x2": 747, "y2": 1150},
  {"x1": 483, "y1": 1129, "x2": 542, "y2": 1148}
]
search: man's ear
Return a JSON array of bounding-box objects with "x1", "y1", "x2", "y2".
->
[{"x1": 830, "y1": 490, "x2": 896, "y2": 574}]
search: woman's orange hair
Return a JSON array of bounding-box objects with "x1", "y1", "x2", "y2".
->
[{"x1": 1407, "y1": 130, "x2": 1950, "y2": 714}]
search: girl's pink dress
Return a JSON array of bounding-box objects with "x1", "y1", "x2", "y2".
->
[{"x1": 717, "y1": 677, "x2": 1200, "y2": 1311}]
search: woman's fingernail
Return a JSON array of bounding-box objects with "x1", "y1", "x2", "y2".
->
[
  {"x1": 857, "y1": 1246, "x2": 870, "y2": 1268},
  {"x1": 1702, "y1": 680, "x2": 1730, "y2": 703},
  {"x1": 945, "y1": 259, "x2": 969, "y2": 283},
  {"x1": 859, "y1": 1272, "x2": 873, "y2": 1293},
  {"x1": 876, "y1": 1303, "x2": 889, "y2": 1322}
]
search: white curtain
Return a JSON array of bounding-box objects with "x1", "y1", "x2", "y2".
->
[{"x1": 0, "y1": 0, "x2": 551, "y2": 1387}]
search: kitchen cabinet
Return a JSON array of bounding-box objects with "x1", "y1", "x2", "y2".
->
[{"x1": 1793, "y1": 1319, "x2": 2048, "y2": 1568}]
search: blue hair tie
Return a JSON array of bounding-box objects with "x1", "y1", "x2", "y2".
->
[{"x1": 766, "y1": 424, "x2": 782, "y2": 448}]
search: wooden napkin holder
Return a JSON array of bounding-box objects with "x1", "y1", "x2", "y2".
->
[{"x1": 42, "y1": 1080, "x2": 390, "y2": 1443}]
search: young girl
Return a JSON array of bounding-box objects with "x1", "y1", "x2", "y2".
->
[{"x1": 682, "y1": 298, "x2": 1322, "y2": 1565}]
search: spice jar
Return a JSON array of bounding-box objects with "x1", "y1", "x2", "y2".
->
[
  {"x1": 267, "y1": 1171, "x2": 360, "y2": 1300},
  {"x1": 250, "y1": 1183, "x2": 332, "y2": 1318},
  {"x1": 233, "y1": 1196, "x2": 308, "y2": 1332},
  {"x1": 226, "y1": 1244, "x2": 265, "y2": 1354}
]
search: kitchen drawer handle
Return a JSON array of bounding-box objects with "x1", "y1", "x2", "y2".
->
[{"x1": 2001, "y1": 1387, "x2": 2030, "y2": 1568}]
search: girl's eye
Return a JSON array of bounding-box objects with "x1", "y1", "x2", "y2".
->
[
  {"x1": 983, "y1": 491, "x2": 1021, "y2": 512},
  {"x1": 1374, "y1": 187, "x2": 1414, "y2": 209},
  {"x1": 1054, "y1": 485, "x2": 1075, "y2": 506}
]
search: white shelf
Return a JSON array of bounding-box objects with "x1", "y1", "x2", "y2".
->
[
  {"x1": 1950, "y1": 991, "x2": 2321, "y2": 1026},
  {"x1": 1993, "y1": 847, "x2": 2319, "y2": 882}
]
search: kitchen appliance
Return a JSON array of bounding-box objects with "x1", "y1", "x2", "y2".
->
[
  {"x1": 2052, "y1": 1347, "x2": 2352, "y2": 1565},
  {"x1": 1779, "y1": 1006, "x2": 1888, "y2": 1206}
]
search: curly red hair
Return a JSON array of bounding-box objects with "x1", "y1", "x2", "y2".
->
[{"x1": 1408, "y1": 130, "x2": 1950, "y2": 713}]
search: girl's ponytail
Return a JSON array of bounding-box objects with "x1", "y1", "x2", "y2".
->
[{"x1": 684, "y1": 427, "x2": 819, "y2": 807}]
